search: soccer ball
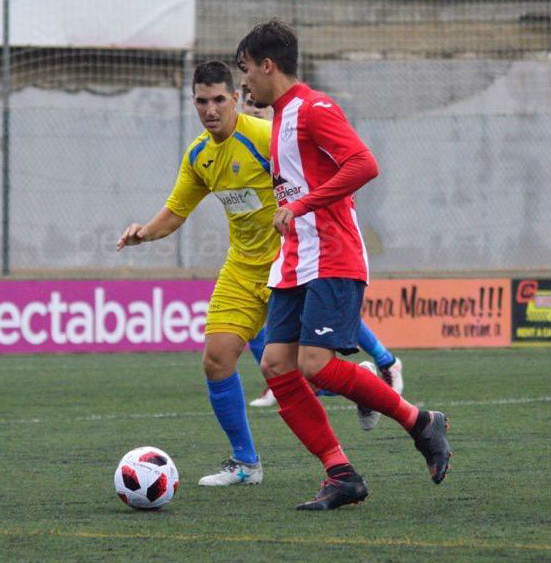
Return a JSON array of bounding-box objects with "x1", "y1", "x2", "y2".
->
[{"x1": 114, "y1": 446, "x2": 179, "y2": 510}]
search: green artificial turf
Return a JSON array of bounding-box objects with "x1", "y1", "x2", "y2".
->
[{"x1": 2, "y1": 348, "x2": 550, "y2": 562}]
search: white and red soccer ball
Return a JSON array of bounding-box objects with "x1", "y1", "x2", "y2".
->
[{"x1": 114, "y1": 446, "x2": 179, "y2": 509}]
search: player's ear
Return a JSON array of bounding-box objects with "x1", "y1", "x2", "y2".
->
[
  {"x1": 232, "y1": 90, "x2": 239, "y2": 104},
  {"x1": 262, "y1": 58, "x2": 274, "y2": 74}
]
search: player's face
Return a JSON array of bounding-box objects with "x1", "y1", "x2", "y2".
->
[
  {"x1": 193, "y1": 82, "x2": 238, "y2": 142},
  {"x1": 239, "y1": 54, "x2": 274, "y2": 106},
  {"x1": 241, "y1": 91, "x2": 273, "y2": 120}
]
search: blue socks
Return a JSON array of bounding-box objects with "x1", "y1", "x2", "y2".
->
[
  {"x1": 357, "y1": 321, "x2": 395, "y2": 368},
  {"x1": 206, "y1": 372, "x2": 258, "y2": 464},
  {"x1": 248, "y1": 327, "x2": 265, "y2": 365}
]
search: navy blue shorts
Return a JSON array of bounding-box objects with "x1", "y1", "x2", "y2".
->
[{"x1": 265, "y1": 278, "x2": 365, "y2": 355}]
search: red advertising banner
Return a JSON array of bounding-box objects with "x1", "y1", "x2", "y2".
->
[{"x1": 362, "y1": 279, "x2": 511, "y2": 348}]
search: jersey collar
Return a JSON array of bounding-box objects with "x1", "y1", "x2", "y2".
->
[{"x1": 272, "y1": 82, "x2": 310, "y2": 113}]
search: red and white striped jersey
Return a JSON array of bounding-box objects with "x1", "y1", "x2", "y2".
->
[{"x1": 268, "y1": 82, "x2": 377, "y2": 288}]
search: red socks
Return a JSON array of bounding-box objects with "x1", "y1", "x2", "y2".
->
[
  {"x1": 267, "y1": 370, "x2": 350, "y2": 470},
  {"x1": 309, "y1": 358, "x2": 419, "y2": 430},
  {"x1": 266, "y1": 359, "x2": 419, "y2": 474}
]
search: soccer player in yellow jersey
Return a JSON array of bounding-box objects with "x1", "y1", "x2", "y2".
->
[{"x1": 117, "y1": 61, "x2": 279, "y2": 486}]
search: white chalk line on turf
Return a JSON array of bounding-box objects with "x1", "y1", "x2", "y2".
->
[
  {"x1": 0, "y1": 528, "x2": 550, "y2": 552},
  {"x1": 417, "y1": 395, "x2": 551, "y2": 408},
  {"x1": 2, "y1": 395, "x2": 550, "y2": 425}
]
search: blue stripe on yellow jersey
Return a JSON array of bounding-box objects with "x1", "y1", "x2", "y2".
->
[
  {"x1": 232, "y1": 132, "x2": 271, "y2": 174},
  {"x1": 189, "y1": 138, "x2": 209, "y2": 165}
]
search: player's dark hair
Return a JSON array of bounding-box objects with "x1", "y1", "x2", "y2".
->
[
  {"x1": 193, "y1": 60, "x2": 235, "y2": 93},
  {"x1": 236, "y1": 19, "x2": 298, "y2": 76}
]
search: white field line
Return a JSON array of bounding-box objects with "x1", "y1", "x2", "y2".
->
[{"x1": 2, "y1": 395, "x2": 550, "y2": 425}]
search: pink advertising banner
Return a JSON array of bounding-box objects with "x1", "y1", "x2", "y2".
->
[{"x1": 0, "y1": 280, "x2": 216, "y2": 354}]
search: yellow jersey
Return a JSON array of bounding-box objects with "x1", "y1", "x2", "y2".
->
[{"x1": 166, "y1": 113, "x2": 279, "y2": 281}]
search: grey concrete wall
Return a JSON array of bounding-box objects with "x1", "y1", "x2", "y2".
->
[
  {"x1": 312, "y1": 60, "x2": 551, "y2": 274},
  {"x1": 2, "y1": 59, "x2": 549, "y2": 275},
  {"x1": 4, "y1": 84, "x2": 231, "y2": 272}
]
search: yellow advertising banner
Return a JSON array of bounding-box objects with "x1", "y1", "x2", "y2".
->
[{"x1": 362, "y1": 279, "x2": 511, "y2": 348}]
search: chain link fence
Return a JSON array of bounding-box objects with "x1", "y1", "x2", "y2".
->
[{"x1": 1, "y1": 0, "x2": 550, "y2": 277}]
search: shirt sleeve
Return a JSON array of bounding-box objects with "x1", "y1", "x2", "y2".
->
[
  {"x1": 165, "y1": 152, "x2": 210, "y2": 218},
  {"x1": 286, "y1": 150, "x2": 378, "y2": 217},
  {"x1": 307, "y1": 98, "x2": 369, "y2": 166}
]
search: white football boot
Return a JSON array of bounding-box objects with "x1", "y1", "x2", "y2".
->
[
  {"x1": 249, "y1": 388, "x2": 277, "y2": 407},
  {"x1": 381, "y1": 356, "x2": 404, "y2": 395},
  {"x1": 198, "y1": 458, "x2": 263, "y2": 486},
  {"x1": 357, "y1": 358, "x2": 404, "y2": 431}
]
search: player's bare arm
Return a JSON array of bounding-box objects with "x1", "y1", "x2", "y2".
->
[{"x1": 116, "y1": 207, "x2": 185, "y2": 251}]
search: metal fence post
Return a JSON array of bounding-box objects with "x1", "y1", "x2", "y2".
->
[{"x1": 2, "y1": 0, "x2": 10, "y2": 276}]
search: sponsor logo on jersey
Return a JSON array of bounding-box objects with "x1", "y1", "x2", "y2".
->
[
  {"x1": 275, "y1": 183, "x2": 302, "y2": 203},
  {"x1": 202, "y1": 159, "x2": 214, "y2": 169},
  {"x1": 214, "y1": 188, "x2": 262, "y2": 214},
  {"x1": 274, "y1": 174, "x2": 302, "y2": 203}
]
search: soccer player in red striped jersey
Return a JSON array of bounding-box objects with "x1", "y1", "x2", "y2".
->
[
  {"x1": 241, "y1": 82, "x2": 404, "y2": 417},
  {"x1": 236, "y1": 20, "x2": 452, "y2": 510}
]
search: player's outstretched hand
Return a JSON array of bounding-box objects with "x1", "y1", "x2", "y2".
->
[
  {"x1": 117, "y1": 223, "x2": 146, "y2": 251},
  {"x1": 273, "y1": 207, "x2": 294, "y2": 235}
]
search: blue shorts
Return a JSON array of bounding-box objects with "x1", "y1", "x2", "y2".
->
[{"x1": 265, "y1": 278, "x2": 365, "y2": 355}]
